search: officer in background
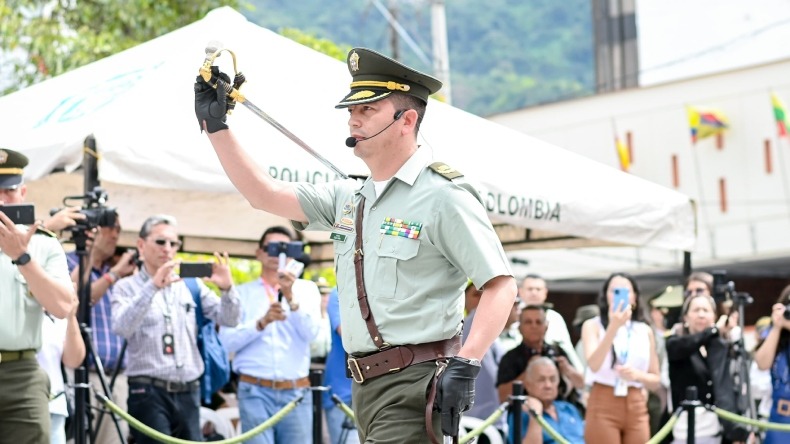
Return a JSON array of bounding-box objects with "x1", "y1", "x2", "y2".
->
[
  {"x1": 196, "y1": 48, "x2": 516, "y2": 442},
  {"x1": 0, "y1": 148, "x2": 77, "y2": 443}
]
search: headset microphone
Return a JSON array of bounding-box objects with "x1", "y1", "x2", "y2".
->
[{"x1": 345, "y1": 110, "x2": 406, "y2": 148}]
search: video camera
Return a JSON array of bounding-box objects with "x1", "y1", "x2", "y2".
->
[
  {"x1": 266, "y1": 241, "x2": 304, "y2": 258},
  {"x1": 51, "y1": 186, "x2": 117, "y2": 231},
  {"x1": 711, "y1": 270, "x2": 732, "y2": 304},
  {"x1": 711, "y1": 269, "x2": 754, "y2": 312}
]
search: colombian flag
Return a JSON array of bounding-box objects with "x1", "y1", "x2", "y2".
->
[
  {"x1": 772, "y1": 93, "x2": 788, "y2": 138},
  {"x1": 687, "y1": 106, "x2": 728, "y2": 144},
  {"x1": 615, "y1": 137, "x2": 630, "y2": 172}
]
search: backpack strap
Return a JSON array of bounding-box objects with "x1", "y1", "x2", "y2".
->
[{"x1": 184, "y1": 278, "x2": 205, "y2": 328}]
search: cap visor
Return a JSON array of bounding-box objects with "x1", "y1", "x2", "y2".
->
[{"x1": 335, "y1": 90, "x2": 392, "y2": 109}]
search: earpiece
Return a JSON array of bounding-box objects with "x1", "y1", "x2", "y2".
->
[{"x1": 394, "y1": 110, "x2": 405, "y2": 120}]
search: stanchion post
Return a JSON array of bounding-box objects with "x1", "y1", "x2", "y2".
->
[
  {"x1": 510, "y1": 380, "x2": 525, "y2": 444},
  {"x1": 682, "y1": 386, "x2": 701, "y2": 444},
  {"x1": 310, "y1": 368, "x2": 324, "y2": 444}
]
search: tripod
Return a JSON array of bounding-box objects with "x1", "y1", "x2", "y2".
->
[
  {"x1": 71, "y1": 228, "x2": 127, "y2": 444},
  {"x1": 723, "y1": 282, "x2": 756, "y2": 425}
]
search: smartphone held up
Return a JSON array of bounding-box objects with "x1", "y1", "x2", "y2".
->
[
  {"x1": 612, "y1": 287, "x2": 630, "y2": 313},
  {"x1": 179, "y1": 262, "x2": 213, "y2": 278}
]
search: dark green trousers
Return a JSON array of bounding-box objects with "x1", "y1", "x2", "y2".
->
[
  {"x1": 352, "y1": 361, "x2": 442, "y2": 443},
  {"x1": 0, "y1": 358, "x2": 51, "y2": 444}
]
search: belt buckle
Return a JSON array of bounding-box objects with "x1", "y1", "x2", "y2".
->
[
  {"x1": 778, "y1": 399, "x2": 790, "y2": 417},
  {"x1": 166, "y1": 380, "x2": 180, "y2": 392},
  {"x1": 347, "y1": 357, "x2": 365, "y2": 384}
]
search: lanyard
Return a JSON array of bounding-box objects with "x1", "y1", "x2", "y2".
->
[
  {"x1": 261, "y1": 278, "x2": 279, "y2": 304},
  {"x1": 615, "y1": 323, "x2": 633, "y2": 365},
  {"x1": 159, "y1": 290, "x2": 175, "y2": 335}
]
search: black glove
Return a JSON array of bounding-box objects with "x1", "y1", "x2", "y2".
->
[
  {"x1": 194, "y1": 66, "x2": 232, "y2": 133},
  {"x1": 433, "y1": 356, "x2": 481, "y2": 437}
]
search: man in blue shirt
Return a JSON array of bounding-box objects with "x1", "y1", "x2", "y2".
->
[
  {"x1": 219, "y1": 226, "x2": 322, "y2": 444},
  {"x1": 65, "y1": 215, "x2": 137, "y2": 444},
  {"x1": 323, "y1": 288, "x2": 361, "y2": 444},
  {"x1": 510, "y1": 357, "x2": 585, "y2": 444}
]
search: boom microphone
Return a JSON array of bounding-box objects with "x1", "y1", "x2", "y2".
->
[{"x1": 345, "y1": 110, "x2": 405, "y2": 148}]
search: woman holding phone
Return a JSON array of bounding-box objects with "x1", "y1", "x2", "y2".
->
[
  {"x1": 753, "y1": 285, "x2": 790, "y2": 444},
  {"x1": 581, "y1": 272, "x2": 661, "y2": 444}
]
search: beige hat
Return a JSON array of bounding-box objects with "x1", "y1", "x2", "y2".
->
[{"x1": 572, "y1": 304, "x2": 600, "y2": 328}]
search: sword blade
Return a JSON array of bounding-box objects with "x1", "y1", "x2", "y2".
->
[{"x1": 239, "y1": 99, "x2": 348, "y2": 180}]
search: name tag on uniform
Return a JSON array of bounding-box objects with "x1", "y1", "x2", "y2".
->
[{"x1": 330, "y1": 232, "x2": 348, "y2": 242}]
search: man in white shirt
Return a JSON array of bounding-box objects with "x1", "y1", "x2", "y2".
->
[
  {"x1": 219, "y1": 226, "x2": 322, "y2": 444},
  {"x1": 519, "y1": 275, "x2": 583, "y2": 372}
]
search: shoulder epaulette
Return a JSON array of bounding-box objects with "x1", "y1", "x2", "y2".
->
[
  {"x1": 35, "y1": 226, "x2": 58, "y2": 238},
  {"x1": 428, "y1": 162, "x2": 463, "y2": 180}
]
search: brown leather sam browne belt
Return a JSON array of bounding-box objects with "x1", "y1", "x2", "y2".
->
[{"x1": 347, "y1": 336, "x2": 461, "y2": 384}]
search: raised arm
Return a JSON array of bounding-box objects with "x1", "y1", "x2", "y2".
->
[{"x1": 195, "y1": 75, "x2": 307, "y2": 222}]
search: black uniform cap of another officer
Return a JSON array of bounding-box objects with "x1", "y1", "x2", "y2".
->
[
  {"x1": 0, "y1": 148, "x2": 29, "y2": 190},
  {"x1": 335, "y1": 48, "x2": 443, "y2": 109}
]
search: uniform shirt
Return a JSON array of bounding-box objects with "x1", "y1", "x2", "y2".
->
[
  {"x1": 36, "y1": 313, "x2": 69, "y2": 417},
  {"x1": 111, "y1": 267, "x2": 241, "y2": 382},
  {"x1": 0, "y1": 229, "x2": 72, "y2": 351},
  {"x1": 219, "y1": 278, "x2": 321, "y2": 380},
  {"x1": 293, "y1": 147, "x2": 512, "y2": 353},
  {"x1": 66, "y1": 253, "x2": 126, "y2": 371}
]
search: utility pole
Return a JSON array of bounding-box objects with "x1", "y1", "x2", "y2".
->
[
  {"x1": 430, "y1": 0, "x2": 452, "y2": 104},
  {"x1": 388, "y1": 0, "x2": 400, "y2": 60}
]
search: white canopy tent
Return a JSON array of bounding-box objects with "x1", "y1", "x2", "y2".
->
[{"x1": 0, "y1": 7, "x2": 696, "y2": 262}]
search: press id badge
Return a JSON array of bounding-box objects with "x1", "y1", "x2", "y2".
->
[{"x1": 614, "y1": 378, "x2": 628, "y2": 397}]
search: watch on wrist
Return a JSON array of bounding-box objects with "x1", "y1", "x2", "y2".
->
[
  {"x1": 455, "y1": 356, "x2": 481, "y2": 366},
  {"x1": 12, "y1": 252, "x2": 32, "y2": 266}
]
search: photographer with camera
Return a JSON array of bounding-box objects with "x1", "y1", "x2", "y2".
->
[
  {"x1": 0, "y1": 148, "x2": 77, "y2": 443},
  {"x1": 666, "y1": 291, "x2": 748, "y2": 443},
  {"x1": 110, "y1": 214, "x2": 240, "y2": 443},
  {"x1": 497, "y1": 304, "x2": 584, "y2": 406},
  {"x1": 219, "y1": 226, "x2": 322, "y2": 444},
  {"x1": 753, "y1": 284, "x2": 790, "y2": 443},
  {"x1": 64, "y1": 214, "x2": 136, "y2": 444}
]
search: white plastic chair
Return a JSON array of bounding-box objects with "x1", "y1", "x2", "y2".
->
[
  {"x1": 200, "y1": 406, "x2": 237, "y2": 439},
  {"x1": 215, "y1": 406, "x2": 242, "y2": 436}
]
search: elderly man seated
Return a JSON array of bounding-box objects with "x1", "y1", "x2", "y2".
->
[{"x1": 509, "y1": 357, "x2": 585, "y2": 444}]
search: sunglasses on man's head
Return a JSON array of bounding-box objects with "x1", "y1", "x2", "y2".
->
[{"x1": 152, "y1": 238, "x2": 182, "y2": 248}]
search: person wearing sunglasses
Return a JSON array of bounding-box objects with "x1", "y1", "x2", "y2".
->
[
  {"x1": 675, "y1": 272, "x2": 740, "y2": 343},
  {"x1": 110, "y1": 215, "x2": 241, "y2": 443}
]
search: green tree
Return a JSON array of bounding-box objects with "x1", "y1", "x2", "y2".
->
[{"x1": 0, "y1": 0, "x2": 246, "y2": 94}]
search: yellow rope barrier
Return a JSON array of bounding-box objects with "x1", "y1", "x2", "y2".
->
[
  {"x1": 713, "y1": 407, "x2": 790, "y2": 432},
  {"x1": 97, "y1": 393, "x2": 301, "y2": 444},
  {"x1": 645, "y1": 408, "x2": 681, "y2": 444},
  {"x1": 459, "y1": 403, "x2": 508, "y2": 444}
]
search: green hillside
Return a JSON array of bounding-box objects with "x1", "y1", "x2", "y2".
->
[{"x1": 244, "y1": 0, "x2": 594, "y2": 116}]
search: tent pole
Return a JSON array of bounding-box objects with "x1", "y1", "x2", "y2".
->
[{"x1": 83, "y1": 134, "x2": 100, "y2": 193}]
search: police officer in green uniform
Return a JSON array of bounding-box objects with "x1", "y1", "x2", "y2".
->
[
  {"x1": 195, "y1": 48, "x2": 517, "y2": 443},
  {"x1": 0, "y1": 148, "x2": 77, "y2": 444}
]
